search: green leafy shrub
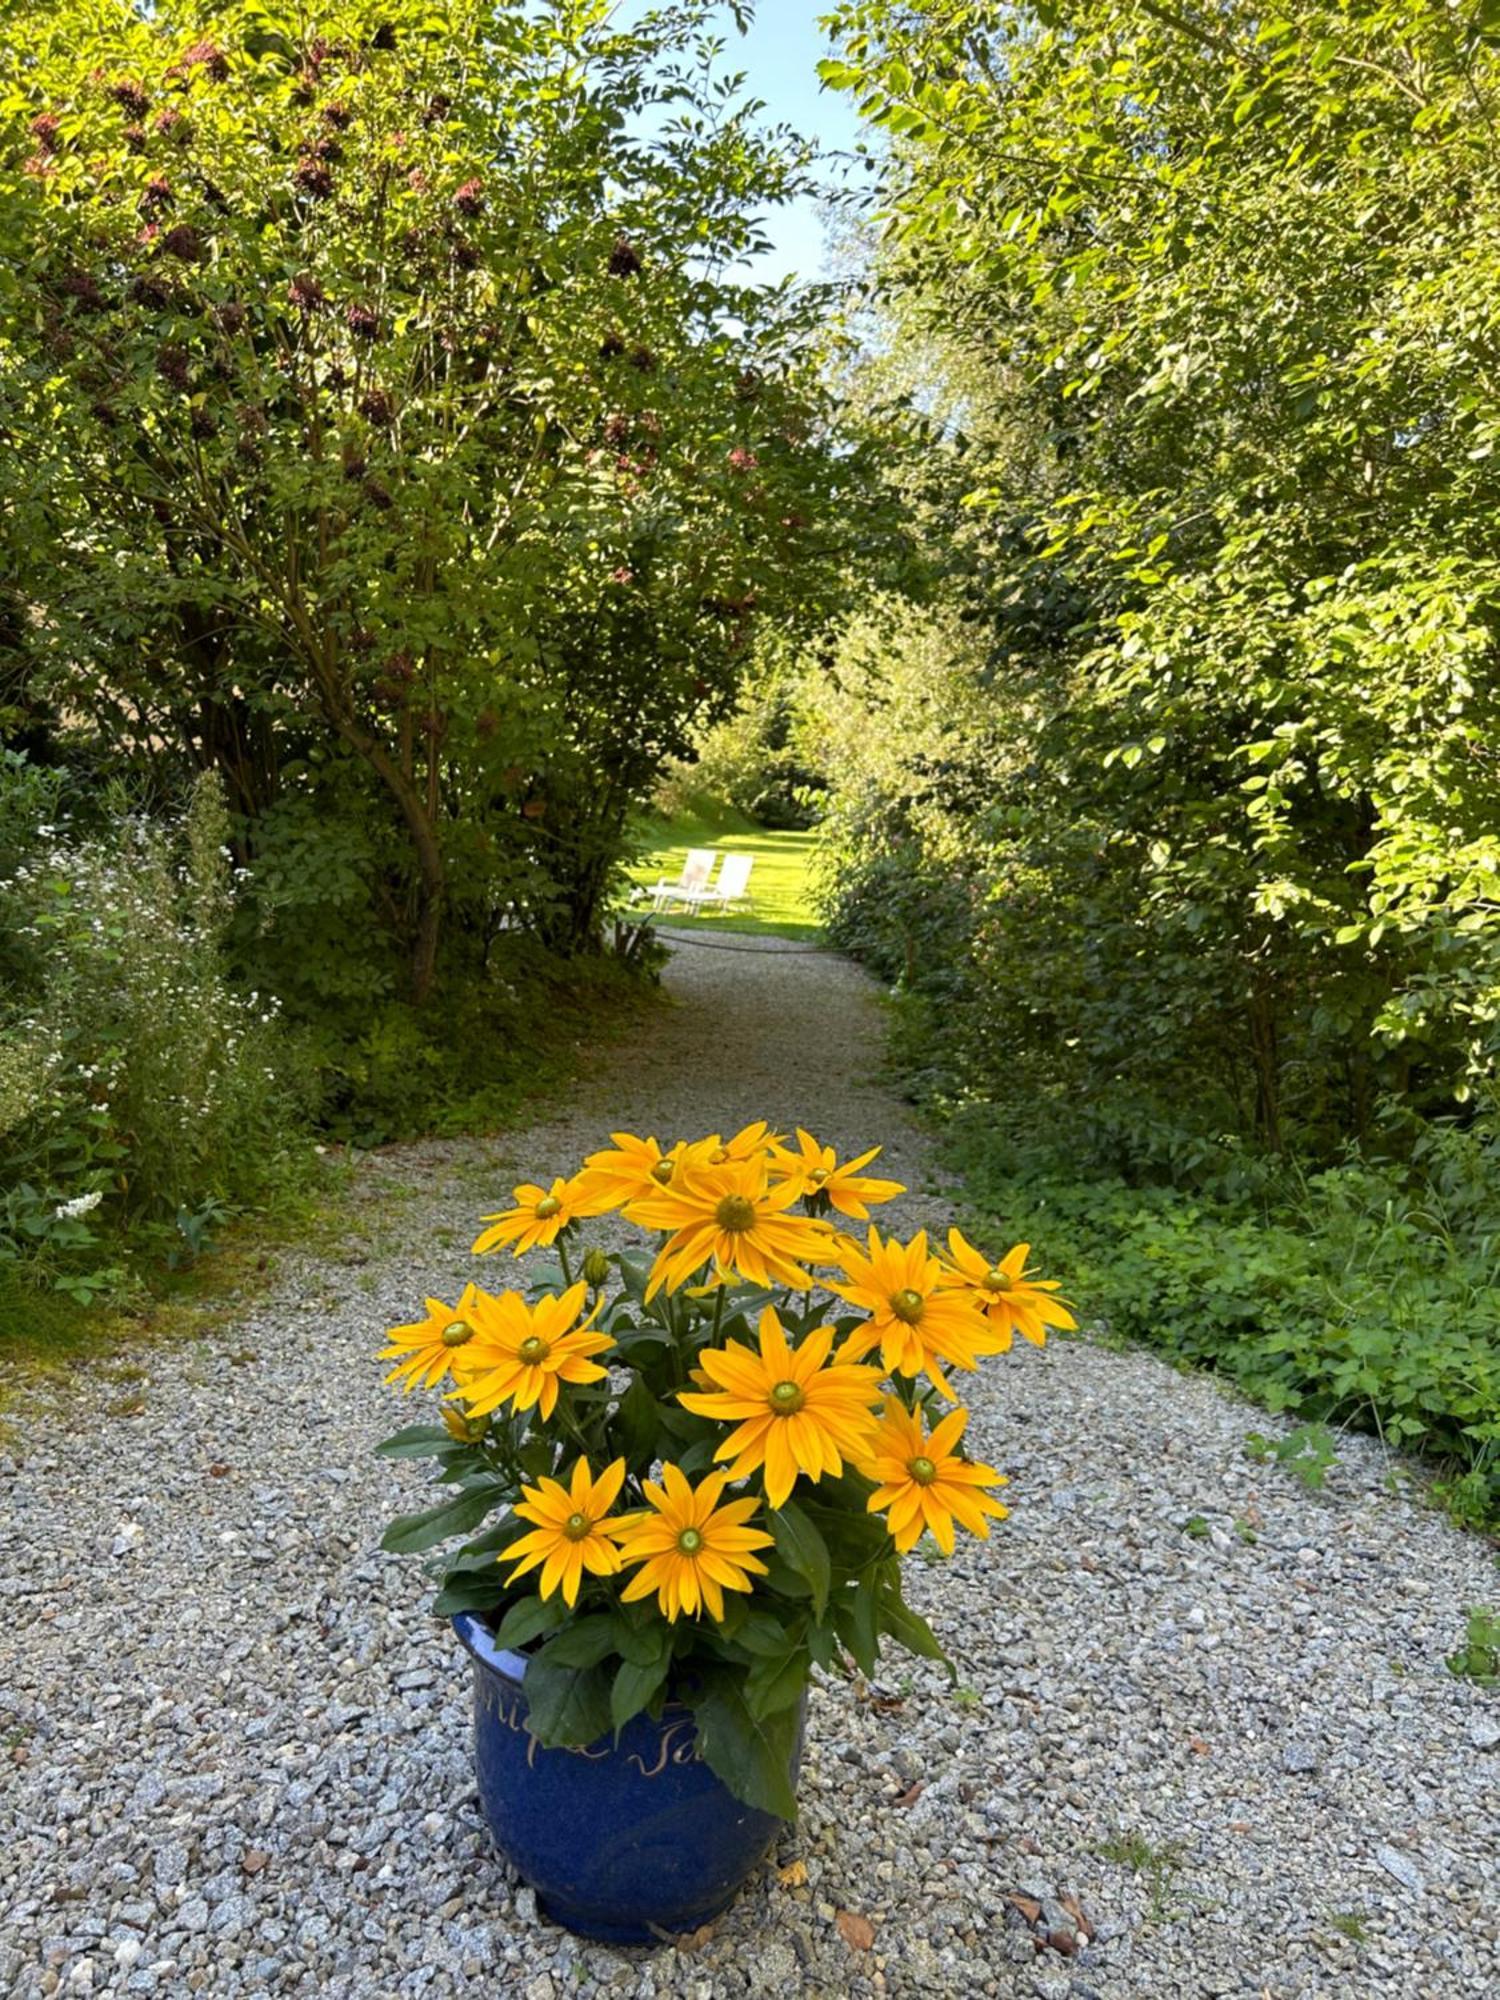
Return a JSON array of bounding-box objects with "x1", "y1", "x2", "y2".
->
[
  {"x1": 1446, "y1": 1607, "x2": 1500, "y2": 1689},
  {"x1": 947, "y1": 1111, "x2": 1500, "y2": 1524},
  {"x1": 311, "y1": 944, "x2": 646, "y2": 1148},
  {"x1": 660, "y1": 664, "x2": 826, "y2": 832},
  {"x1": 814, "y1": 2, "x2": 1500, "y2": 1170},
  {"x1": 0, "y1": 771, "x2": 311, "y2": 1299}
]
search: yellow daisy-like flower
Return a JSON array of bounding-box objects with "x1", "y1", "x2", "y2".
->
[
  {"x1": 473, "y1": 1176, "x2": 585, "y2": 1256},
  {"x1": 629, "y1": 1157, "x2": 838, "y2": 1299},
  {"x1": 615, "y1": 1465, "x2": 774, "y2": 1620},
  {"x1": 769, "y1": 1127, "x2": 906, "y2": 1218},
  {"x1": 940, "y1": 1231, "x2": 1077, "y2": 1350},
  {"x1": 454, "y1": 1282, "x2": 612, "y2": 1420},
  {"x1": 694, "y1": 1120, "x2": 782, "y2": 1166},
  {"x1": 861, "y1": 1396, "x2": 1010, "y2": 1554},
  {"x1": 502, "y1": 1457, "x2": 629, "y2": 1606},
  {"x1": 379, "y1": 1284, "x2": 484, "y2": 1392},
  {"x1": 830, "y1": 1226, "x2": 1001, "y2": 1398},
  {"x1": 571, "y1": 1132, "x2": 679, "y2": 1215},
  {"x1": 678, "y1": 1305, "x2": 886, "y2": 1508}
]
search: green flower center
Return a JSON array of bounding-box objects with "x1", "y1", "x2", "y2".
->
[
  {"x1": 909, "y1": 1455, "x2": 938, "y2": 1486},
  {"x1": 676, "y1": 1527, "x2": 704, "y2": 1555},
  {"x1": 441, "y1": 1319, "x2": 474, "y2": 1348},
  {"x1": 890, "y1": 1287, "x2": 925, "y2": 1325},
  {"x1": 651, "y1": 1157, "x2": 675, "y2": 1184},
  {"x1": 518, "y1": 1335, "x2": 549, "y2": 1364},
  {"x1": 564, "y1": 1512, "x2": 592, "y2": 1541},
  {"x1": 534, "y1": 1195, "x2": 562, "y2": 1220},
  {"x1": 984, "y1": 1268, "x2": 1013, "y2": 1293},
  {"x1": 714, "y1": 1194, "x2": 756, "y2": 1233},
  {"x1": 769, "y1": 1379, "x2": 805, "y2": 1414},
  {"x1": 809, "y1": 1167, "x2": 829, "y2": 1186}
]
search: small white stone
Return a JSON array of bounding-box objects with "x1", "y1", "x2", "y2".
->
[{"x1": 1375, "y1": 1844, "x2": 1423, "y2": 1895}]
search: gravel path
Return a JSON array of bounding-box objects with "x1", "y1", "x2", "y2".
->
[{"x1": 3, "y1": 931, "x2": 1499, "y2": 2000}]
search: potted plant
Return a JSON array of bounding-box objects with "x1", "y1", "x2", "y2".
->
[{"x1": 377, "y1": 1123, "x2": 1073, "y2": 1943}]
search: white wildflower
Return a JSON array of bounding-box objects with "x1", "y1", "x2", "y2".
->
[{"x1": 54, "y1": 1191, "x2": 104, "y2": 1221}]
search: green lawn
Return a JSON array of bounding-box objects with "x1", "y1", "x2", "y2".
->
[{"x1": 626, "y1": 802, "x2": 821, "y2": 939}]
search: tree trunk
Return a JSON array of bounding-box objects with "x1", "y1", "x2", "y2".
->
[
  {"x1": 1247, "y1": 980, "x2": 1282, "y2": 1152},
  {"x1": 335, "y1": 712, "x2": 447, "y2": 1003}
]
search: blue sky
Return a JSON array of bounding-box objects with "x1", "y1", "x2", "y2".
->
[
  {"x1": 709, "y1": 0, "x2": 865, "y2": 283},
  {"x1": 621, "y1": 1, "x2": 868, "y2": 284}
]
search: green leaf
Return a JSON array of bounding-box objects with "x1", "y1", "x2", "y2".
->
[
  {"x1": 613, "y1": 1253, "x2": 651, "y2": 1304},
  {"x1": 745, "y1": 1644, "x2": 810, "y2": 1720},
  {"x1": 381, "y1": 1483, "x2": 506, "y2": 1555},
  {"x1": 536, "y1": 1616, "x2": 621, "y2": 1670},
  {"x1": 610, "y1": 1651, "x2": 672, "y2": 1733},
  {"x1": 610, "y1": 1322, "x2": 675, "y2": 1351},
  {"x1": 374, "y1": 1424, "x2": 460, "y2": 1460},
  {"x1": 770, "y1": 1499, "x2": 830, "y2": 1618},
  {"x1": 616, "y1": 1374, "x2": 661, "y2": 1466},
  {"x1": 615, "y1": 1611, "x2": 671, "y2": 1667},
  {"x1": 521, "y1": 1655, "x2": 613, "y2": 1749},
  {"x1": 761, "y1": 1552, "x2": 814, "y2": 1599},
  {"x1": 731, "y1": 1607, "x2": 801, "y2": 1657},
  {"x1": 806, "y1": 1617, "x2": 838, "y2": 1670},
  {"x1": 879, "y1": 1584, "x2": 953, "y2": 1678},
  {"x1": 494, "y1": 1593, "x2": 568, "y2": 1653},
  {"x1": 432, "y1": 1570, "x2": 505, "y2": 1617},
  {"x1": 692, "y1": 1667, "x2": 800, "y2": 1819},
  {"x1": 816, "y1": 58, "x2": 861, "y2": 90},
  {"x1": 448, "y1": 1520, "x2": 526, "y2": 1566},
  {"x1": 838, "y1": 1576, "x2": 882, "y2": 1676},
  {"x1": 672, "y1": 1436, "x2": 721, "y2": 1475}
]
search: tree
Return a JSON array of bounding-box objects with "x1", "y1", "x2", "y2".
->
[
  {"x1": 817, "y1": 0, "x2": 1500, "y2": 1162},
  {"x1": 1, "y1": 0, "x2": 852, "y2": 1002}
]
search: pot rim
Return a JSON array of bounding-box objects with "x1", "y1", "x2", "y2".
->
[{"x1": 451, "y1": 1608, "x2": 529, "y2": 1685}]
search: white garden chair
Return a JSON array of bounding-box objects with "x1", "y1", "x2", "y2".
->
[
  {"x1": 650, "y1": 848, "x2": 717, "y2": 913},
  {"x1": 686, "y1": 852, "x2": 755, "y2": 915}
]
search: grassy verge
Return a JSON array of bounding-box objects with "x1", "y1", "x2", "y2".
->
[
  {"x1": 627, "y1": 796, "x2": 820, "y2": 940},
  {"x1": 0, "y1": 1170, "x2": 352, "y2": 1435}
]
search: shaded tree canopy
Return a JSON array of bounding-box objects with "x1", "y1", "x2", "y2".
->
[{"x1": 815, "y1": 0, "x2": 1500, "y2": 1167}]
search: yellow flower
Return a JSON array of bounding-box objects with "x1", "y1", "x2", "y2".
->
[
  {"x1": 454, "y1": 1282, "x2": 612, "y2": 1420},
  {"x1": 769, "y1": 1127, "x2": 906, "y2": 1218},
  {"x1": 379, "y1": 1284, "x2": 484, "y2": 1392},
  {"x1": 861, "y1": 1397, "x2": 1010, "y2": 1554},
  {"x1": 473, "y1": 1176, "x2": 585, "y2": 1256},
  {"x1": 940, "y1": 1231, "x2": 1077, "y2": 1350},
  {"x1": 830, "y1": 1226, "x2": 1000, "y2": 1398},
  {"x1": 571, "y1": 1132, "x2": 678, "y2": 1215},
  {"x1": 629, "y1": 1157, "x2": 837, "y2": 1299},
  {"x1": 678, "y1": 1304, "x2": 886, "y2": 1507},
  {"x1": 502, "y1": 1457, "x2": 629, "y2": 1606},
  {"x1": 615, "y1": 1464, "x2": 773, "y2": 1620},
  {"x1": 694, "y1": 1120, "x2": 782, "y2": 1165}
]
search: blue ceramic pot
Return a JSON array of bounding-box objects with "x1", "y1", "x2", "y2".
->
[{"x1": 452, "y1": 1611, "x2": 802, "y2": 1944}]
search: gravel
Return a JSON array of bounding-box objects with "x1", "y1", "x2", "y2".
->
[{"x1": 3, "y1": 931, "x2": 1499, "y2": 1998}]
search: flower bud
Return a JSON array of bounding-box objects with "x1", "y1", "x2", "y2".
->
[
  {"x1": 582, "y1": 1248, "x2": 611, "y2": 1288},
  {"x1": 441, "y1": 1404, "x2": 486, "y2": 1443}
]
